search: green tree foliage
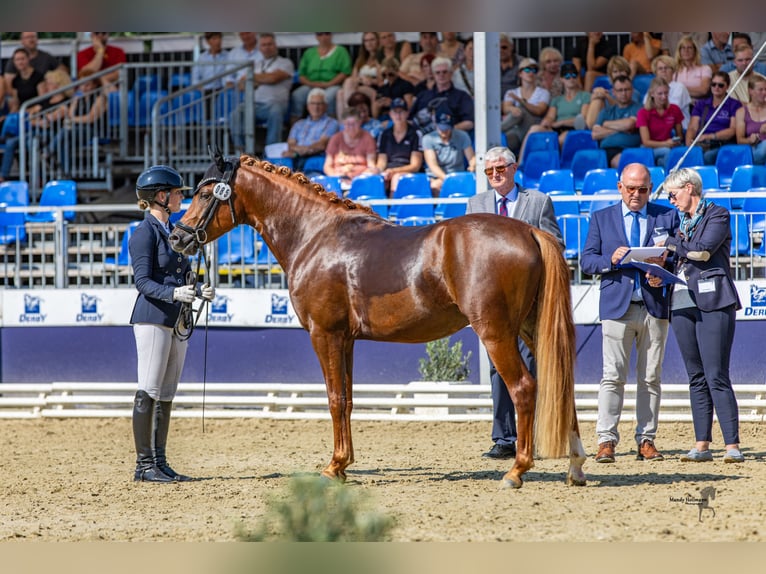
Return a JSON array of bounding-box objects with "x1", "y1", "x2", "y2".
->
[{"x1": 418, "y1": 336, "x2": 472, "y2": 382}]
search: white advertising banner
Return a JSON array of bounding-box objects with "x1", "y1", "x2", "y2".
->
[{"x1": 1, "y1": 282, "x2": 764, "y2": 328}]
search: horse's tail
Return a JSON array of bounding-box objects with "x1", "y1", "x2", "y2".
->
[{"x1": 530, "y1": 228, "x2": 576, "y2": 458}]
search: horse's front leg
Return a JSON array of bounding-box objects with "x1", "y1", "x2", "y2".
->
[{"x1": 311, "y1": 330, "x2": 354, "y2": 482}]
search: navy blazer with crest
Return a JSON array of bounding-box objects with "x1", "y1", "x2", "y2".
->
[{"x1": 581, "y1": 201, "x2": 680, "y2": 321}]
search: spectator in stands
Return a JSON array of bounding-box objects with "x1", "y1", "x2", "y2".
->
[
  {"x1": 734, "y1": 75, "x2": 766, "y2": 164},
  {"x1": 192, "y1": 32, "x2": 229, "y2": 91},
  {"x1": 500, "y1": 34, "x2": 524, "y2": 99},
  {"x1": 523, "y1": 61, "x2": 590, "y2": 155},
  {"x1": 637, "y1": 77, "x2": 684, "y2": 167},
  {"x1": 3, "y1": 32, "x2": 64, "y2": 96},
  {"x1": 422, "y1": 109, "x2": 475, "y2": 195},
  {"x1": 501, "y1": 57, "x2": 550, "y2": 156},
  {"x1": 399, "y1": 32, "x2": 440, "y2": 86},
  {"x1": 5, "y1": 48, "x2": 45, "y2": 114},
  {"x1": 673, "y1": 35, "x2": 712, "y2": 103},
  {"x1": 226, "y1": 32, "x2": 262, "y2": 89},
  {"x1": 291, "y1": 33, "x2": 352, "y2": 122},
  {"x1": 451, "y1": 37, "x2": 474, "y2": 98},
  {"x1": 728, "y1": 42, "x2": 766, "y2": 103},
  {"x1": 376, "y1": 97, "x2": 423, "y2": 196},
  {"x1": 466, "y1": 146, "x2": 562, "y2": 461},
  {"x1": 284, "y1": 87, "x2": 339, "y2": 173},
  {"x1": 720, "y1": 33, "x2": 766, "y2": 75},
  {"x1": 661, "y1": 32, "x2": 708, "y2": 58},
  {"x1": 129, "y1": 165, "x2": 214, "y2": 483},
  {"x1": 623, "y1": 32, "x2": 661, "y2": 78},
  {"x1": 536, "y1": 46, "x2": 564, "y2": 98},
  {"x1": 77, "y1": 32, "x2": 126, "y2": 87},
  {"x1": 649, "y1": 55, "x2": 692, "y2": 130},
  {"x1": 230, "y1": 32, "x2": 293, "y2": 149},
  {"x1": 584, "y1": 55, "x2": 635, "y2": 129},
  {"x1": 410, "y1": 56, "x2": 474, "y2": 136},
  {"x1": 581, "y1": 163, "x2": 680, "y2": 465},
  {"x1": 337, "y1": 33, "x2": 382, "y2": 119},
  {"x1": 44, "y1": 73, "x2": 107, "y2": 175},
  {"x1": 701, "y1": 32, "x2": 735, "y2": 74},
  {"x1": 344, "y1": 91, "x2": 382, "y2": 139},
  {"x1": 412, "y1": 53, "x2": 436, "y2": 98},
  {"x1": 591, "y1": 75, "x2": 642, "y2": 168},
  {"x1": 373, "y1": 57, "x2": 415, "y2": 122},
  {"x1": 323, "y1": 108, "x2": 378, "y2": 189},
  {"x1": 659, "y1": 168, "x2": 744, "y2": 464},
  {"x1": 685, "y1": 71, "x2": 740, "y2": 165},
  {"x1": 571, "y1": 32, "x2": 616, "y2": 92},
  {"x1": 377, "y1": 32, "x2": 412, "y2": 65},
  {"x1": 437, "y1": 32, "x2": 465, "y2": 69}
]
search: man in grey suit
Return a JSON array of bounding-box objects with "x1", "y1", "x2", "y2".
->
[{"x1": 466, "y1": 146, "x2": 564, "y2": 459}]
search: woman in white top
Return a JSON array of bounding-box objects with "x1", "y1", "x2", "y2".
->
[
  {"x1": 647, "y1": 55, "x2": 692, "y2": 130},
  {"x1": 501, "y1": 57, "x2": 550, "y2": 155},
  {"x1": 337, "y1": 32, "x2": 381, "y2": 118}
]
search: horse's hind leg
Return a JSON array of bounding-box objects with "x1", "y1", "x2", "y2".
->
[
  {"x1": 311, "y1": 331, "x2": 354, "y2": 482},
  {"x1": 566, "y1": 410, "x2": 587, "y2": 486}
]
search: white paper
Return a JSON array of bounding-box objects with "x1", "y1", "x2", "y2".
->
[{"x1": 619, "y1": 246, "x2": 667, "y2": 264}]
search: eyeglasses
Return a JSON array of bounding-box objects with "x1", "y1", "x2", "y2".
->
[
  {"x1": 521, "y1": 67, "x2": 538, "y2": 73},
  {"x1": 711, "y1": 82, "x2": 727, "y2": 88},
  {"x1": 563, "y1": 72, "x2": 578, "y2": 79},
  {"x1": 433, "y1": 69, "x2": 451, "y2": 75},
  {"x1": 307, "y1": 100, "x2": 326, "y2": 105},
  {"x1": 622, "y1": 184, "x2": 650, "y2": 194},
  {"x1": 613, "y1": 87, "x2": 632, "y2": 93},
  {"x1": 666, "y1": 186, "x2": 688, "y2": 200},
  {"x1": 484, "y1": 163, "x2": 514, "y2": 176}
]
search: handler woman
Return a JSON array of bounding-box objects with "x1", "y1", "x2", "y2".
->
[
  {"x1": 650, "y1": 168, "x2": 744, "y2": 463},
  {"x1": 129, "y1": 165, "x2": 214, "y2": 482}
]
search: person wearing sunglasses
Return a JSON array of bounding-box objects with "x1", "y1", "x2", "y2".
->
[
  {"x1": 581, "y1": 163, "x2": 680, "y2": 465},
  {"x1": 654, "y1": 168, "x2": 744, "y2": 463},
  {"x1": 521, "y1": 61, "x2": 590, "y2": 157},
  {"x1": 373, "y1": 57, "x2": 415, "y2": 122},
  {"x1": 686, "y1": 71, "x2": 740, "y2": 164},
  {"x1": 465, "y1": 146, "x2": 563, "y2": 460},
  {"x1": 501, "y1": 57, "x2": 550, "y2": 156},
  {"x1": 734, "y1": 75, "x2": 766, "y2": 165},
  {"x1": 636, "y1": 77, "x2": 685, "y2": 168}
]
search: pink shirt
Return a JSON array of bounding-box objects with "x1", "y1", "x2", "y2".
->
[
  {"x1": 674, "y1": 65, "x2": 712, "y2": 95},
  {"x1": 325, "y1": 131, "x2": 377, "y2": 179},
  {"x1": 636, "y1": 104, "x2": 684, "y2": 141}
]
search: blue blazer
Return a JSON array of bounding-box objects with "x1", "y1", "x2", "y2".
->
[
  {"x1": 129, "y1": 215, "x2": 191, "y2": 328},
  {"x1": 665, "y1": 202, "x2": 741, "y2": 312},
  {"x1": 581, "y1": 202, "x2": 680, "y2": 321}
]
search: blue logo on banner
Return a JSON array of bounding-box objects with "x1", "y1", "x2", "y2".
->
[
  {"x1": 266, "y1": 293, "x2": 295, "y2": 325},
  {"x1": 209, "y1": 294, "x2": 234, "y2": 323},
  {"x1": 745, "y1": 284, "x2": 766, "y2": 316},
  {"x1": 77, "y1": 293, "x2": 103, "y2": 322},
  {"x1": 20, "y1": 294, "x2": 46, "y2": 322}
]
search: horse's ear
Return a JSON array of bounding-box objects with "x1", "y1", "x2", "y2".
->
[{"x1": 207, "y1": 144, "x2": 225, "y2": 172}]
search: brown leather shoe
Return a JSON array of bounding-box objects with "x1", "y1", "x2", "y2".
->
[
  {"x1": 595, "y1": 440, "x2": 616, "y2": 463},
  {"x1": 637, "y1": 439, "x2": 664, "y2": 461}
]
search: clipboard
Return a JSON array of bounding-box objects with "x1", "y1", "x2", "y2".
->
[
  {"x1": 618, "y1": 246, "x2": 667, "y2": 265},
  {"x1": 629, "y1": 260, "x2": 687, "y2": 285}
]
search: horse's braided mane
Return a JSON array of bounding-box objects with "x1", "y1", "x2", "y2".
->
[{"x1": 240, "y1": 155, "x2": 379, "y2": 217}]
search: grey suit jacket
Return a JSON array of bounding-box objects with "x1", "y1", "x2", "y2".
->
[{"x1": 465, "y1": 186, "x2": 565, "y2": 250}]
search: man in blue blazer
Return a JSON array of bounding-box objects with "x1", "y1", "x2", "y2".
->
[
  {"x1": 466, "y1": 146, "x2": 564, "y2": 459},
  {"x1": 581, "y1": 163, "x2": 680, "y2": 463}
]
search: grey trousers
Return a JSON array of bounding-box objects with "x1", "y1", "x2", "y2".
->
[
  {"x1": 133, "y1": 323, "x2": 188, "y2": 402},
  {"x1": 596, "y1": 304, "x2": 669, "y2": 446}
]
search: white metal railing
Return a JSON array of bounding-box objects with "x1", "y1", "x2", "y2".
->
[{"x1": 1, "y1": 381, "x2": 764, "y2": 422}]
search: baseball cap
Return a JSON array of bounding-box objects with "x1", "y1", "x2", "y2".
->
[
  {"x1": 390, "y1": 97, "x2": 407, "y2": 111},
  {"x1": 519, "y1": 57, "x2": 538, "y2": 71},
  {"x1": 561, "y1": 62, "x2": 578, "y2": 77},
  {"x1": 435, "y1": 111, "x2": 453, "y2": 131}
]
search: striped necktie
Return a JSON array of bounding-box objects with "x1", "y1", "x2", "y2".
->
[{"x1": 498, "y1": 197, "x2": 508, "y2": 217}]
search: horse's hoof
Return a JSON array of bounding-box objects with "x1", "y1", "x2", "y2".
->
[
  {"x1": 320, "y1": 469, "x2": 347, "y2": 483},
  {"x1": 566, "y1": 475, "x2": 587, "y2": 487},
  {"x1": 500, "y1": 477, "x2": 523, "y2": 489}
]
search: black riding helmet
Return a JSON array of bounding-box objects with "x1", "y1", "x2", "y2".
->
[{"x1": 136, "y1": 165, "x2": 192, "y2": 213}]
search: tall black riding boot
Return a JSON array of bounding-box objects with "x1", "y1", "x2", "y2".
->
[
  {"x1": 133, "y1": 391, "x2": 173, "y2": 483},
  {"x1": 154, "y1": 400, "x2": 192, "y2": 481}
]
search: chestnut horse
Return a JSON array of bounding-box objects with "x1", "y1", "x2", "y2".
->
[{"x1": 169, "y1": 154, "x2": 586, "y2": 488}]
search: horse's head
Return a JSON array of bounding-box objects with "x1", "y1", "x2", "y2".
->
[{"x1": 169, "y1": 150, "x2": 242, "y2": 255}]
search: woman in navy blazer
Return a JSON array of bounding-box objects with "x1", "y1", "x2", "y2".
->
[
  {"x1": 654, "y1": 168, "x2": 744, "y2": 463},
  {"x1": 128, "y1": 165, "x2": 215, "y2": 482}
]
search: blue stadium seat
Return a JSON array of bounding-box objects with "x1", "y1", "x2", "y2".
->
[
  {"x1": 108, "y1": 90, "x2": 134, "y2": 127},
  {"x1": 570, "y1": 148, "x2": 608, "y2": 191},
  {"x1": 520, "y1": 131, "x2": 560, "y2": 166},
  {"x1": 105, "y1": 221, "x2": 141, "y2": 266},
  {"x1": 168, "y1": 90, "x2": 204, "y2": 125},
  {"x1": 742, "y1": 189, "x2": 766, "y2": 234},
  {"x1": 267, "y1": 157, "x2": 294, "y2": 169},
  {"x1": 592, "y1": 75, "x2": 612, "y2": 91},
  {"x1": 547, "y1": 189, "x2": 580, "y2": 216},
  {"x1": 648, "y1": 166, "x2": 666, "y2": 190},
  {"x1": 694, "y1": 165, "x2": 720, "y2": 191},
  {"x1": 0, "y1": 181, "x2": 29, "y2": 244},
  {"x1": 435, "y1": 192, "x2": 469, "y2": 219},
  {"x1": 134, "y1": 90, "x2": 169, "y2": 127},
  {"x1": 617, "y1": 147, "x2": 655, "y2": 175},
  {"x1": 632, "y1": 74, "x2": 654, "y2": 100},
  {"x1": 730, "y1": 212, "x2": 751, "y2": 257},
  {"x1": 518, "y1": 150, "x2": 560, "y2": 189},
  {"x1": 539, "y1": 169, "x2": 575, "y2": 195},
  {"x1": 666, "y1": 145, "x2": 704, "y2": 171},
  {"x1": 131, "y1": 74, "x2": 161, "y2": 98},
  {"x1": 581, "y1": 167, "x2": 619, "y2": 213},
  {"x1": 218, "y1": 224, "x2": 255, "y2": 265},
  {"x1": 557, "y1": 214, "x2": 589, "y2": 260},
  {"x1": 715, "y1": 144, "x2": 754, "y2": 188},
  {"x1": 212, "y1": 88, "x2": 242, "y2": 124},
  {"x1": 25, "y1": 180, "x2": 77, "y2": 223},
  {"x1": 729, "y1": 165, "x2": 766, "y2": 209},
  {"x1": 560, "y1": 130, "x2": 598, "y2": 169},
  {"x1": 588, "y1": 188, "x2": 621, "y2": 215},
  {"x1": 706, "y1": 192, "x2": 732, "y2": 211},
  {"x1": 301, "y1": 154, "x2": 326, "y2": 175},
  {"x1": 169, "y1": 73, "x2": 192, "y2": 89},
  {"x1": 355, "y1": 195, "x2": 388, "y2": 219},
  {"x1": 347, "y1": 174, "x2": 385, "y2": 199},
  {"x1": 393, "y1": 194, "x2": 434, "y2": 224},
  {"x1": 313, "y1": 175, "x2": 344, "y2": 195},
  {"x1": 393, "y1": 173, "x2": 430, "y2": 199},
  {"x1": 439, "y1": 171, "x2": 476, "y2": 197}
]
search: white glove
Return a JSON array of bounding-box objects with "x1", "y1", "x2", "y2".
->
[
  {"x1": 200, "y1": 284, "x2": 215, "y2": 301},
  {"x1": 173, "y1": 285, "x2": 195, "y2": 303}
]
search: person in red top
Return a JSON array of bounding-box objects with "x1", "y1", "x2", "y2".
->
[
  {"x1": 77, "y1": 32, "x2": 126, "y2": 86},
  {"x1": 636, "y1": 76, "x2": 684, "y2": 168}
]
